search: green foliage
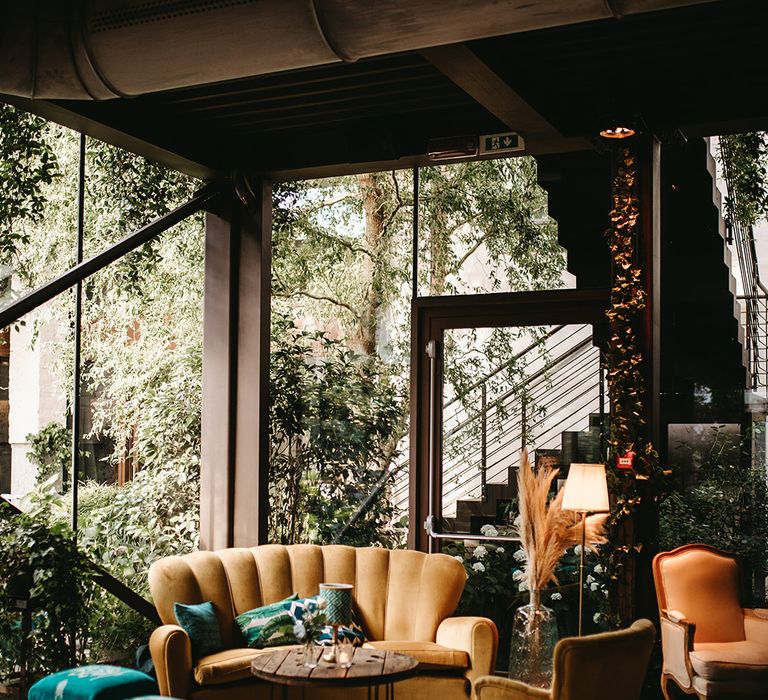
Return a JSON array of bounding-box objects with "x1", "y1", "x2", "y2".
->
[
  {"x1": 269, "y1": 312, "x2": 406, "y2": 546},
  {"x1": 4, "y1": 121, "x2": 204, "y2": 663},
  {"x1": 0, "y1": 105, "x2": 59, "y2": 264},
  {"x1": 718, "y1": 132, "x2": 768, "y2": 228},
  {"x1": 24, "y1": 463, "x2": 199, "y2": 663},
  {"x1": 0, "y1": 501, "x2": 95, "y2": 681},
  {"x1": 26, "y1": 422, "x2": 71, "y2": 484},
  {"x1": 659, "y1": 427, "x2": 768, "y2": 603},
  {"x1": 87, "y1": 139, "x2": 197, "y2": 291},
  {"x1": 420, "y1": 159, "x2": 563, "y2": 294}
]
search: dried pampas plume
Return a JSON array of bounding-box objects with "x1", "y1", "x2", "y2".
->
[{"x1": 515, "y1": 448, "x2": 607, "y2": 593}]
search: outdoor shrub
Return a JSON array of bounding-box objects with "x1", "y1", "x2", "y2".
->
[
  {"x1": 269, "y1": 312, "x2": 406, "y2": 547},
  {"x1": 0, "y1": 501, "x2": 95, "y2": 682},
  {"x1": 26, "y1": 422, "x2": 70, "y2": 484}
]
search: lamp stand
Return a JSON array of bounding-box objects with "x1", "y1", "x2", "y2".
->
[
  {"x1": 578, "y1": 511, "x2": 586, "y2": 637},
  {"x1": 322, "y1": 625, "x2": 339, "y2": 663}
]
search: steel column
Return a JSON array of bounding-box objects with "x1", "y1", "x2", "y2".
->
[{"x1": 70, "y1": 133, "x2": 85, "y2": 530}]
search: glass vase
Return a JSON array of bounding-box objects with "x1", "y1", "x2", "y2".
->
[
  {"x1": 508, "y1": 590, "x2": 558, "y2": 688},
  {"x1": 302, "y1": 640, "x2": 319, "y2": 668}
]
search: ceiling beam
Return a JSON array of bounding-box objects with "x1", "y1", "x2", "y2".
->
[
  {"x1": 0, "y1": 94, "x2": 219, "y2": 181},
  {"x1": 421, "y1": 44, "x2": 590, "y2": 153}
]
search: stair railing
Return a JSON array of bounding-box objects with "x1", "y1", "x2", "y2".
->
[
  {"x1": 389, "y1": 323, "x2": 605, "y2": 520},
  {"x1": 719, "y1": 136, "x2": 768, "y2": 392}
]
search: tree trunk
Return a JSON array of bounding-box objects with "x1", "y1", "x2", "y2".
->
[
  {"x1": 356, "y1": 173, "x2": 387, "y2": 355},
  {"x1": 428, "y1": 170, "x2": 450, "y2": 295}
]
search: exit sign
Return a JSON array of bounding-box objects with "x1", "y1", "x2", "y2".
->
[{"x1": 479, "y1": 132, "x2": 525, "y2": 155}]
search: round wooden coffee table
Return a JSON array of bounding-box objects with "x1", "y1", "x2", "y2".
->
[{"x1": 251, "y1": 647, "x2": 418, "y2": 699}]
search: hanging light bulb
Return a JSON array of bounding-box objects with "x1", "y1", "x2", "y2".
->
[{"x1": 599, "y1": 124, "x2": 636, "y2": 139}]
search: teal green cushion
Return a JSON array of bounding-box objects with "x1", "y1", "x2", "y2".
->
[
  {"x1": 235, "y1": 594, "x2": 299, "y2": 648},
  {"x1": 174, "y1": 601, "x2": 223, "y2": 660},
  {"x1": 28, "y1": 666, "x2": 157, "y2": 700}
]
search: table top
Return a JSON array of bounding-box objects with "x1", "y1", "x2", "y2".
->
[{"x1": 250, "y1": 647, "x2": 419, "y2": 688}]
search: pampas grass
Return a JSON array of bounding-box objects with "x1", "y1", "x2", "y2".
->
[{"x1": 515, "y1": 448, "x2": 607, "y2": 594}]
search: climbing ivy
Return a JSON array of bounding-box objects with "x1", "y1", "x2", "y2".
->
[
  {"x1": 718, "y1": 132, "x2": 768, "y2": 229},
  {"x1": 597, "y1": 146, "x2": 669, "y2": 626}
]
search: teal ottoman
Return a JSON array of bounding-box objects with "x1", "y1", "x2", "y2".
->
[{"x1": 28, "y1": 666, "x2": 158, "y2": 700}]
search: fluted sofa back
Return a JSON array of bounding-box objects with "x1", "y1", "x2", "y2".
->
[{"x1": 149, "y1": 544, "x2": 468, "y2": 649}]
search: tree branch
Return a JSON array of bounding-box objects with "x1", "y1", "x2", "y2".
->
[
  {"x1": 277, "y1": 289, "x2": 361, "y2": 319},
  {"x1": 456, "y1": 235, "x2": 486, "y2": 269}
]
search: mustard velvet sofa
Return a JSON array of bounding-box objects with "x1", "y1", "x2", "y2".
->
[{"x1": 148, "y1": 544, "x2": 498, "y2": 700}]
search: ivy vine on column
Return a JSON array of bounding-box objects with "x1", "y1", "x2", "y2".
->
[{"x1": 596, "y1": 145, "x2": 668, "y2": 626}]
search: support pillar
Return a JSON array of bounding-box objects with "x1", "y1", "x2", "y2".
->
[
  {"x1": 635, "y1": 136, "x2": 662, "y2": 622},
  {"x1": 200, "y1": 180, "x2": 271, "y2": 549}
]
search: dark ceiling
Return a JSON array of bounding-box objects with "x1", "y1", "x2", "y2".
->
[{"x1": 3, "y1": 0, "x2": 766, "y2": 180}]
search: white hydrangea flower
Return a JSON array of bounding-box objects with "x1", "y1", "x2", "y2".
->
[
  {"x1": 474, "y1": 545, "x2": 488, "y2": 559},
  {"x1": 496, "y1": 547, "x2": 505, "y2": 554},
  {"x1": 480, "y1": 524, "x2": 499, "y2": 537},
  {"x1": 472, "y1": 562, "x2": 486, "y2": 573},
  {"x1": 593, "y1": 564, "x2": 603, "y2": 574},
  {"x1": 593, "y1": 613, "x2": 601, "y2": 624},
  {"x1": 454, "y1": 555, "x2": 464, "y2": 563},
  {"x1": 586, "y1": 574, "x2": 595, "y2": 584},
  {"x1": 550, "y1": 592, "x2": 562, "y2": 601},
  {"x1": 574, "y1": 544, "x2": 583, "y2": 555},
  {"x1": 590, "y1": 582, "x2": 599, "y2": 591},
  {"x1": 513, "y1": 548, "x2": 527, "y2": 562},
  {"x1": 512, "y1": 569, "x2": 525, "y2": 581}
]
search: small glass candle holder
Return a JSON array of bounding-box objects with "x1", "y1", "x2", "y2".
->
[{"x1": 337, "y1": 639, "x2": 354, "y2": 668}]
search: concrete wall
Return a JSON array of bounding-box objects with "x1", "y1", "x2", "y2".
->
[{"x1": 7, "y1": 314, "x2": 67, "y2": 497}]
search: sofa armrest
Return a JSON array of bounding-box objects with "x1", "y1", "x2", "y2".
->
[
  {"x1": 150, "y1": 624, "x2": 194, "y2": 698},
  {"x1": 744, "y1": 608, "x2": 768, "y2": 644},
  {"x1": 659, "y1": 610, "x2": 695, "y2": 690},
  {"x1": 475, "y1": 675, "x2": 550, "y2": 700},
  {"x1": 437, "y1": 616, "x2": 499, "y2": 688}
]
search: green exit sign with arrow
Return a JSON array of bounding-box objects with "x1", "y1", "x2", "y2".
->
[{"x1": 479, "y1": 132, "x2": 525, "y2": 155}]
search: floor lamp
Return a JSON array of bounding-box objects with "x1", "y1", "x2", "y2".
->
[{"x1": 562, "y1": 463, "x2": 610, "y2": 636}]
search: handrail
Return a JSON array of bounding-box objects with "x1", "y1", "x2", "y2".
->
[
  {"x1": 444, "y1": 324, "x2": 566, "y2": 407},
  {"x1": 443, "y1": 334, "x2": 592, "y2": 440},
  {"x1": 720, "y1": 136, "x2": 768, "y2": 390},
  {"x1": 389, "y1": 324, "x2": 601, "y2": 509},
  {"x1": 0, "y1": 494, "x2": 160, "y2": 623}
]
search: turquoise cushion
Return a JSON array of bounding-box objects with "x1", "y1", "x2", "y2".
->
[
  {"x1": 174, "y1": 601, "x2": 223, "y2": 660},
  {"x1": 290, "y1": 596, "x2": 366, "y2": 647},
  {"x1": 28, "y1": 666, "x2": 157, "y2": 700},
  {"x1": 235, "y1": 594, "x2": 299, "y2": 648}
]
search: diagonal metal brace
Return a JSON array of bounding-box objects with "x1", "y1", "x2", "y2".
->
[
  {"x1": 0, "y1": 180, "x2": 225, "y2": 329},
  {"x1": 0, "y1": 495, "x2": 160, "y2": 623}
]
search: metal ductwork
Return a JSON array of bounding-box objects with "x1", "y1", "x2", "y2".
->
[{"x1": 0, "y1": 0, "x2": 719, "y2": 100}]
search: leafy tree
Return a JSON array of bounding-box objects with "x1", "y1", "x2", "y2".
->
[
  {"x1": 269, "y1": 312, "x2": 406, "y2": 546},
  {"x1": 0, "y1": 105, "x2": 59, "y2": 265}
]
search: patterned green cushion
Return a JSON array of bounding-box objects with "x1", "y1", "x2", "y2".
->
[
  {"x1": 235, "y1": 594, "x2": 299, "y2": 648},
  {"x1": 174, "y1": 601, "x2": 223, "y2": 660},
  {"x1": 28, "y1": 665, "x2": 157, "y2": 700},
  {"x1": 290, "y1": 596, "x2": 366, "y2": 646}
]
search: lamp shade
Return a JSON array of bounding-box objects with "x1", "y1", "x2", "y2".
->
[
  {"x1": 319, "y1": 583, "x2": 353, "y2": 626},
  {"x1": 562, "y1": 463, "x2": 610, "y2": 513}
]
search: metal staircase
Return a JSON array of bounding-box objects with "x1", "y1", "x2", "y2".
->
[{"x1": 391, "y1": 324, "x2": 608, "y2": 531}]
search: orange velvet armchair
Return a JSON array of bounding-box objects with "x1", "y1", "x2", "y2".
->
[{"x1": 653, "y1": 543, "x2": 768, "y2": 699}]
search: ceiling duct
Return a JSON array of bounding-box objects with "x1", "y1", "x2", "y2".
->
[{"x1": 0, "y1": 0, "x2": 719, "y2": 100}]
